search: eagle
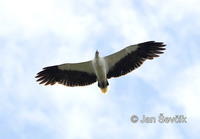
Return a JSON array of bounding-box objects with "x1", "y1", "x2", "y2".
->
[{"x1": 36, "y1": 41, "x2": 166, "y2": 94}]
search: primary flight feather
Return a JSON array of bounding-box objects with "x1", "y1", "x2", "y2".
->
[{"x1": 36, "y1": 41, "x2": 166, "y2": 94}]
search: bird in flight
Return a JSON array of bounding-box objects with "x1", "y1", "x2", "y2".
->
[{"x1": 36, "y1": 41, "x2": 166, "y2": 94}]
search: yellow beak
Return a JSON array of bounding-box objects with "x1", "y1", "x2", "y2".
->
[{"x1": 100, "y1": 86, "x2": 108, "y2": 94}]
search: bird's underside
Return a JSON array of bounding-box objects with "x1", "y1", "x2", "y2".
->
[{"x1": 36, "y1": 41, "x2": 166, "y2": 94}]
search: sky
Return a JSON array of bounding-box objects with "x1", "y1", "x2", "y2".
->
[{"x1": 0, "y1": 0, "x2": 200, "y2": 138}]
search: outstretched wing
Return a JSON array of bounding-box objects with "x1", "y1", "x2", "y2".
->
[
  {"x1": 36, "y1": 61, "x2": 97, "y2": 86},
  {"x1": 105, "y1": 41, "x2": 166, "y2": 78}
]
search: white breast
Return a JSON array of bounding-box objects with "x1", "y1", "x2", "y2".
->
[{"x1": 92, "y1": 57, "x2": 107, "y2": 82}]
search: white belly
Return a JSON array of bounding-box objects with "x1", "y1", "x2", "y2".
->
[{"x1": 92, "y1": 57, "x2": 107, "y2": 82}]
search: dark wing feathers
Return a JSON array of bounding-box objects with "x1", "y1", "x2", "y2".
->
[
  {"x1": 107, "y1": 41, "x2": 166, "y2": 78},
  {"x1": 36, "y1": 66, "x2": 97, "y2": 86}
]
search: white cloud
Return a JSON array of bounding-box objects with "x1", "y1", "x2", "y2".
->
[{"x1": 164, "y1": 63, "x2": 200, "y2": 116}]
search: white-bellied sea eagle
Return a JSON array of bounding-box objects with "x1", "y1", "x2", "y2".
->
[{"x1": 36, "y1": 41, "x2": 166, "y2": 94}]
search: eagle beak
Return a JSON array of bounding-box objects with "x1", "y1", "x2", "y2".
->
[{"x1": 100, "y1": 86, "x2": 108, "y2": 94}]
